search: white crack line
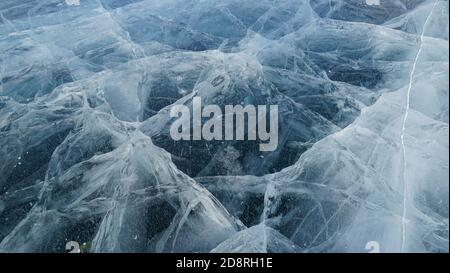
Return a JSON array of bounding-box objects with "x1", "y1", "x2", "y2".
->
[{"x1": 400, "y1": 0, "x2": 439, "y2": 253}]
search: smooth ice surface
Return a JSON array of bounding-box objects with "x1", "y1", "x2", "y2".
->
[{"x1": 0, "y1": 0, "x2": 448, "y2": 253}]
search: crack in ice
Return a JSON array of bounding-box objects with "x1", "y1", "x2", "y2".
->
[{"x1": 400, "y1": 0, "x2": 439, "y2": 253}]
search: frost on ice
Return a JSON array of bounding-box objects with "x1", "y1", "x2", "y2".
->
[{"x1": 0, "y1": 0, "x2": 448, "y2": 252}]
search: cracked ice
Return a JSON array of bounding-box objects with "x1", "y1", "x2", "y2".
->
[{"x1": 0, "y1": 0, "x2": 448, "y2": 253}]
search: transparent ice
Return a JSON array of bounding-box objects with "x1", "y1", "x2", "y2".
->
[{"x1": 0, "y1": 0, "x2": 448, "y2": 252}]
